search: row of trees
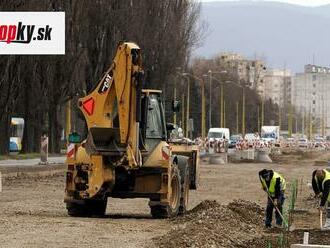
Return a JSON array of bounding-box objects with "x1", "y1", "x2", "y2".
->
[{"x1": 0, "y1": 0, "x2": 204, "y2": 154}]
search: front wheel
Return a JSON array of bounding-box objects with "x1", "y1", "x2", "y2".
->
[
  {"x1": 150, "y1": 164, "x2": 181, "y2": 218},
  {"x1": 179, "y1": 163, "x2": 190, "y2": 215}
]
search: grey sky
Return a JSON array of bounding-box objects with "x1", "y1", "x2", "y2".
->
[{"x1": 200, "y1": 0, "x2": 330, "y2": 7}]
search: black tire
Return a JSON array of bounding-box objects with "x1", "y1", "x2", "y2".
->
[
  {"x1": 179, "y1": 163, "x2": 189, "y2": 215},
  {"x1": 66, "y1": 198, "x2": 107, "y2": 217},
  {"x1": 150, "y1": 164, "x2": 181, "y2": 218},
  {"x1": 190, "y1": 152, "x2": 199, "y2": 190}
]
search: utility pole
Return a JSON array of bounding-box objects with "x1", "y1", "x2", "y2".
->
[
  {"x1": 309, "y1": 110, "x2": 312, "y2": 140},
  {"x1": 278, "y1": 107, "x2": 281, "y2": 130},
  {"x1": 220, "y1": 83, "x2": 224, "y2": 127},
  {"x1": 182, "y1": 94, "x2": 185, "y2": 134},
  {"x1": 236, "y1": 101, "x2": 239, "y2": 134},
  {"x1": 66, "y1": 100, "x2": 71, "y2": 140},
  {"x1": 223, "y1": 100, "x2": 226, "y2": 128},
  {"x1": 173, "y1": 75, "x2": 177, "y2": 125},
  {"x1": 185, "y1": 76, "x2": 190, "y2": 138},
  {"x1": 288, "y1": 104, "x2": 292, "y2": 138},
  {"x1": 322, "y1": 94, "x2": 325, "y2": 137},
  {"x1": 242, "y1": 88, "x2": 245, "y2": 136},
  {"x1": 261, "y1": 98, "x2": 264, "y2": 127},
  {"x1": 201, "y1": 77, "x2": 206, "y2": 139},
  {"x1": 208, "y1": 70, "x2": 212, "y2": 129},
  {"x1": 302, "y1": 111, "x2": 305, "y2": 135},
  {"x1": 257, "y1": 105, "x2": 260, "y2": 134}
]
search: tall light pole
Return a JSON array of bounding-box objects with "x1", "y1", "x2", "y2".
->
[
  {"x1": 278, "y1": 106, "x2": 281, "y2": 130},
  {"x1": 236, "y1": 101, "x2": 239, "y2": 134},
  {"x1": 288, "y1": 103, "x2": 293, "y2": 138},
  {"x1": 261, "y1": 98, "x2": 264, "y2": 127},
  {"x1": 202, "y1": 75, "x2": 207, "y2": 139},
  {"x1": 207, "y1": 70, "x2": 227, "y2": 129},
  {"x1": 208, "y1": 70, "x2": 212, "y2": 129},
  {"x1": 173, "y1": 67, "x2": 181, "y2": 125},
  {"x1": 220, "y1": 83, "x2": 224, "y2": 127},
  {"x1": 257, "y1": 105, "x2": 260, "y2": 134},
  {"x1": 182, "y1": 73, "x2": 190, "y2": 138},
  {"x1": 66, "y1": 100, "x2": 71, "y2": 140},
  {"x1": 223, "y1": 100, "x2": 226, "y2": 128},
  {"x1": 242, "y1": 87, "x2": 245, "y2": 136}
]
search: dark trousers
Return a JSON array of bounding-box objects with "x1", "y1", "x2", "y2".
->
[{"x1": 265, "y1": 193, "x2": 285, "y2": 227}]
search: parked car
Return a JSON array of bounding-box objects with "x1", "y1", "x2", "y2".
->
[
  {"x1": 298, "y1": 138, "x2": 308, "y2": 148},
  {"x1": 314, "y1": 137, "x2": 325, "y2": 148},
  {"x1": 229, "y1": 134, "x2": 243, "y2": 148}
]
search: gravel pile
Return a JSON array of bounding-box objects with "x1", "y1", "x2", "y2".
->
[{"x1": 154, "y1": 200, "x2": 265, "y2": 248}]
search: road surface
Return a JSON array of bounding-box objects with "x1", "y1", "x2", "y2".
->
[{"x1": 0, "y1": 156, "x2": 65, "y2": 167}]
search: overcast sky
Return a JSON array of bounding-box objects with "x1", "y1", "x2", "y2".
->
[{"x1": 200, "y1": 0, "x2": 330, "y2": 7}]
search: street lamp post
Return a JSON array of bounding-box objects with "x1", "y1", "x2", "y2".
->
[
  {"x1": 208, "y1": 70, "x2": 212, "y2": 129},
  {"x1": 221, "y1": 83, "x2": 224, "y2": 127},
  {"x1": 242, "y1": 87, "x2": 245, "y2": 136},
  {"x1": 173, "y1": 69, "x2": 180, "y2": 125},
  {"x1": 236, "y1": 101, "x2": 239, "y2": 134},
  {"x1": 207, "y1": 70, "x2": 227, "y2": 129},
  {"x1": 202, "y1": 75, "x2": 207, "y2": 139},
  {"x1": 181, "y1": 73, "x2": 190, "y2": 138}
]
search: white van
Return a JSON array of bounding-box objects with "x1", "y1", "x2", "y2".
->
[{"x1": 207, "y1": 128, "x2": 230, "y2": 141}]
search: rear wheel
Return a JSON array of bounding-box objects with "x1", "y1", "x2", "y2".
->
[
  {"x1": 179, "y1": 164, "x2": 189, "y2": 215},
  {"x1": 66, "y1": 198, "x2": 107, "y2": 217},
  {"x1": 150, "y1": 164, "x2": 181, "y2": 218}
]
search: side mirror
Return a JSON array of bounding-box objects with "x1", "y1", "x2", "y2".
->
[
  {"x1": 172, "y1": 100, "x2": 181, "y2": 112},
  {"x1": 68, "y1": 132, "x2": 81, "y2": 143}
]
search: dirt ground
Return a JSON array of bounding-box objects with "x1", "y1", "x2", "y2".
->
[{"x1": 0, "y1": 151, "x2": 329, "y2": 247}]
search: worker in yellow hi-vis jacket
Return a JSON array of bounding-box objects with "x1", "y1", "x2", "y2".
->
[
  {"x1": 312, "y1": 169, "x2": 330, "y2": 229},
  {"x1": 259, "y1": 169, "x2": 286, "y2": 228}
]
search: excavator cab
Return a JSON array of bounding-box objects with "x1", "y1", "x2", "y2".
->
[{"x1": 140, "y1": 90, "x2": 167, "y2": 153}]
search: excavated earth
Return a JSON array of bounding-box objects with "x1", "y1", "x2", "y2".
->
[
  {"x1": 154, "y1": 199, "x2": 265, "y2": 248},
  {"x1": 154, "y1": 199, "x2": 330, "y2": 248}
]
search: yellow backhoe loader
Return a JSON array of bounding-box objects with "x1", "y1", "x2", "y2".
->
[{"x1": 64, "y1": 42, "x2": 199, "y2": 218}]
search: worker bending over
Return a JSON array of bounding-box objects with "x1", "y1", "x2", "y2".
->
[
  {"x1": 259, "y1": 169, "x2": 286, "y2": 228},
  {"x1": 312, "y1": 169, "x2": 330, "y2": 229}
]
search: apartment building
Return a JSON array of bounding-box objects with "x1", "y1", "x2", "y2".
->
[{"x1": 291, "y1": 64, "x2": 330, "y2": 135}]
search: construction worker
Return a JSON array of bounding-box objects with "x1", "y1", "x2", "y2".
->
[
  {"x1": 312, "y1": 169, "x2": 330, "y2": 229},
  {"x1": 259, "y1": 169, "x2": 286, "y2": 228}
]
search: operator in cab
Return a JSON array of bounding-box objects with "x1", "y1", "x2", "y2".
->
[
  {"x1": 312, "y1": 169, "x2": 330, "y2": 229},
  {"x1": 259, "y1": 169, "x2": 286, "y2": 228}
]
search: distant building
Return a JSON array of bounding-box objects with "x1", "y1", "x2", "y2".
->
[
  {"x1": 214, "y1": 53, "x2": 267, "y2": 95},
  {"x1": 263, "y1": 69, "x2": 292, "y2": 107},
  {"x1": 291, "y1": 65, "x2": 330, "y2": 135}
]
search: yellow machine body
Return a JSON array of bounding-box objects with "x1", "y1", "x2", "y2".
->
[{"x1": 64, "y1": 42, "x2": 198, "y2": 218}]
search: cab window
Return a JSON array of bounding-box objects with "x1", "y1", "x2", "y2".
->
[{"x1": 146, "y1": 95, "x2": 163, "y2": 139}]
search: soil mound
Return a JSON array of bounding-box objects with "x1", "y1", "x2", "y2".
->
[{"x1": 154, "y1": 200, "x2": 265, "y2": 248}]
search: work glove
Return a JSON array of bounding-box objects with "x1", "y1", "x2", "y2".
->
[{"x1": 273, "y1": 199, "x2": 278, "y2": 207}]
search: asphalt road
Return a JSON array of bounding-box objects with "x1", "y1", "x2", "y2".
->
[{"x1": 0, "y1": 156, "x2": 65, "y2": 167}]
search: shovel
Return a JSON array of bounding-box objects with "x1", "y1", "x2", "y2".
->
[
  {"x1": 320, "y1": 209, "x2": 323, "y2": 230},
  {"x1": 267, "y1": 194, "x2": 289, "y2": 230}
]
